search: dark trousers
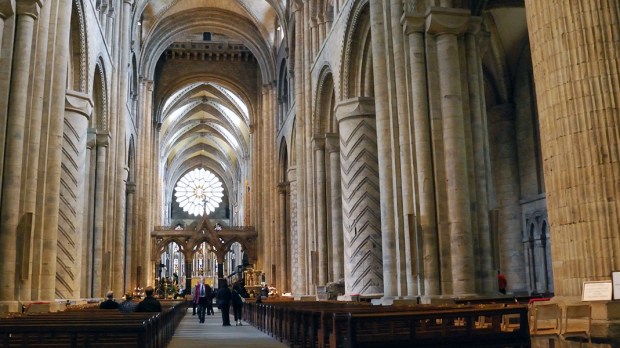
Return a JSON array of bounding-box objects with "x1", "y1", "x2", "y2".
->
[
  {"x1": 197, "y1": 297, "x2": 208, "y2": 322},
  {"x1": 232, "y1": 303, "x2": 243, "y2": 321},
  {"x1": 220, "y1": 303, "x2": 231, "y2": 326},
  {"x1": 206, "y1": 299, "x2": 214, "y2": 315}
]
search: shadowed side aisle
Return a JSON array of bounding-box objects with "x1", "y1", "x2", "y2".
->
[{"x1": 167, "y1": 308, "x2": 289, "y2": 348}]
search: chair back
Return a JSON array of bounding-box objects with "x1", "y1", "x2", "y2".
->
[
  {"x1": 562, "y1": 303, "x2": 591, "y2": 342},
  {"x1": 531, "y1": 303, "x2": 561, "y2": 336}
]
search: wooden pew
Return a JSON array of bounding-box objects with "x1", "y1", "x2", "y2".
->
[
  {"x1": 340, "y1": 305, "x2": 530, "y2": 348},
  {"x1": 0, "y1": 300, "x2": 187, "y2": 348}
]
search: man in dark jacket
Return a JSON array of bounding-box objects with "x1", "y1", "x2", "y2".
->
[
  {"x1": 99, "y1": 291, "x2": 119, "y2": 309},
  {"x1": 216, "y1": 280, "x2": 232, "y2": 326},
  {"x1": 136, "y1": 286, "x2": 162, "y2": 312}
]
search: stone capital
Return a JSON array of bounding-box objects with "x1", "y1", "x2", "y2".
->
[
  {"x1": 86, "y1": 129, "x2": 97, "y2": 149},
  {"x1": 126, "y1": 182, "x2": 136, "y2": 194},
  {"x1": 123, "y1": 0, "x2": 134, "y2": 5},
  {"x1": 335, "y1": 97, "x2": 376, "y2": 123},
  {"x1": 425, "y1": 7, "x2": 470, "y2": 35},
  {"x1": 0, "y1": 0, "x2": 15, "y2": 19},
  {"x1": 96, "y1": 132, "x2": 111, "y2": 147},
  {"x1": 16, "y1": 0, "x2": 42, "y2": 19},
  {"x1": 278, "y1": 182, "x2": 289, "y2": 194},
  {"x1": 325, "y1": 133, "x2": 339, "y2": 153},
  {"x1": 468, "y1": 16, "x2": 482, "y2": 35},
  {"x1": 312, "y1": 136, "x2": 325, "y2": 150},
  {"x1": 403, "y1": 15, "x2": 425, "y2": 35},
  {"x1": 65, "y1": 90, "x2": 93, "y2": 119}
]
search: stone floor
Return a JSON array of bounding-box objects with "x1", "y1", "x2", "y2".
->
[
  {"x1": 167, "y1": 308, "x2": 612, "y2": 348},
  {"x1": 167, "y1": 308, "x2": 288, "y2": 348}
]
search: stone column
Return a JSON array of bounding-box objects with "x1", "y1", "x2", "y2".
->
[
  {"x1": 488, "y1": 104, "x2": 524, "y2": 292},
  {"x1": 293, "y1": 1, "x2": 308, "y2": 297},
  {"x1": 59, "y1": 91, "x2": 93, "y2": 299},
  {"x1": 140, "y1": 80, "x2": 153, "y2": 288},
  {"x1": 524, "y1": 0, "x2": 620, "y2": 298},
  {"x1": 0, "y1": 1, "x2": 14, "y2": 57},
  {"x1": 125, "y1": 182, "x2": 136, "y2": 292},
  {"x1": 369, "y1": 0, "x2": 396, "y2": 300},
  {"x1": 82, "y1": 130, "x2": 97, "y2": 297},
  {"x1": 465, "y1": 20, "x2": 495, "y2": 293},
  {"x1": 288, "y1": 167, "x2": 302, "y2": 295},
  {"x1": 326, "y1": 134, "x2": 344, "y2": 282},
  {"x1": 93, "y1": 133, "x2": 110, "y2": 297},
  {"x1": 0, "y1": 0, "x2": 41, "y2": 310},
  {"x1": 42, "y1": 0, "x2": 72, "y2": 303},
  {"x1": 336, "y1": 98, "x2": 383, "y2": 296},
  {"x1": 404, "y1": 11, "x2": 440, "y2": 297},
  {"x1": 21, "y1": 0, "x2": 49, "y2": 301},
  {"x1": 427, "y1": 8, "x2": 475, "y2": 295},
  {"x1": 389, "y1": 0, "x2": 417, "y2": 298},
  {"x1": 313, "y1": 137, "x2": 328, "y2": 286},
  {"x1": 278, "y1": 182, "x2": 288, "y2": 292}
]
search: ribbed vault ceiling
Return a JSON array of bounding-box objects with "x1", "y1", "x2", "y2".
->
[{"x1": 135, "y1": 0, "x2": 284, "y2": 222}]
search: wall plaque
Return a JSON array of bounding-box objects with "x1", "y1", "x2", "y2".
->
[{"x1": 582, "y1": 280, "x2": 613, "y2": 301}]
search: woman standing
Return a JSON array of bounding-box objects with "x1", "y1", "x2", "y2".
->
[
  {"x1": 231, "y1": 280, "x2": 250, "y2": 326},
  {"x1": 216, "y1": 280, "x2": 232, "y2": 326}
]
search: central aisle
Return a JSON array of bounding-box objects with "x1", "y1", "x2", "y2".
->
[{"x1": 167, "y1": 307, "x2": 288, "y2": 348}]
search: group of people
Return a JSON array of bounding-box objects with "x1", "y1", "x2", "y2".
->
[
  {"x1": 192, "y1": 277, "x2": 250, "y2": 326},
  {"x1": 100, "y1": 277, "x2": 252, "y2": 326},
  {"x1": 99, "y1": 286, "x2": 162, "y2": 313}
]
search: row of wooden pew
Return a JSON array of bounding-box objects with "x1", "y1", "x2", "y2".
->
[
  {"x1": 0, "y1": 300, "x2": 187, "y2": 347},
  {"x1": 243, "y1": 299, "x2": 531, "y2": 348}
]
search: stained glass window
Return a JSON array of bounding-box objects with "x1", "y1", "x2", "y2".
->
[{"x1": 174, "y1": 168, "x2": 224, "y2": 216}]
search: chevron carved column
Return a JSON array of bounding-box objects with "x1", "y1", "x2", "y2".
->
[
  {"x1": 336, "y1": 98, "x2": 383, "y2": 296},
  {"x1": 58, "y1": 90, "x2": 92, "y2": 299}
]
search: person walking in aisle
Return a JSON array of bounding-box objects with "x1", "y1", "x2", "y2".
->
[
  {"x1": 193, "y1": 277, "x2": 211, "y2": 323},
  {"x1": 216, "y1": 279, "x2": 232, "y2": 326}
]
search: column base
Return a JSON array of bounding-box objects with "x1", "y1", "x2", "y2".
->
[
  {"x1": 419, "y1": 294, "x2": 457, "y2": 305},
  {"x1": 294, "y1": 295, "x2": 317, "y2": 301},
  {"x1": 0, "y1": 300, "x2": 20, "y2": 313}
]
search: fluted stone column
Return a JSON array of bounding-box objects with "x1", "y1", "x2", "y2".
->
[
  {"x1": 524, "y1": 0, "x2": 620, "y2": 297},
  {"x1": 93, "y1": 133, "x2": 110, "y2": 296},
  {"x1": 336, "y1": 98, "x2": 383, "y2": 295},
  {"x1": 313, "y1": 137, "x2": 328, "y2": 286},
  {"x1": 0, "y1": 0, "x2": 41, "y2": 310},
  {"x1": 403, "y1": 12, "x2": 440, "y2": 298},
  {"x1": 59, "y1": 91, "x2": 93, "y2": 299},
  {"x1": 426, "y1": 8, "x2": 476, "y2": 295},
  {"x1": 326, "y1": 134, "x2": 344, "y2": 282}
]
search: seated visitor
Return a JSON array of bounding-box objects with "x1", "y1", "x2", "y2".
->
[{"x1": 99, "y1": 291, "x2": 119, "y2": 309}]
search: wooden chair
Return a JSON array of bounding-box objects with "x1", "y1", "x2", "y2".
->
[
  {"x1": 561, "y1": 303, "x2": 591, "y2": 345},
  {"x1": 531, "y1": 303, "x2": 562, "y2": 336}
]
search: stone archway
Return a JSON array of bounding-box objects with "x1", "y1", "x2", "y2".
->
[{"x1": 152, "y1": 216, "x2": 257, "y2": 293}]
